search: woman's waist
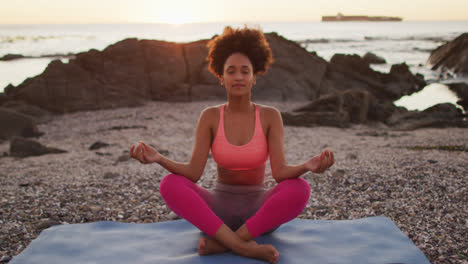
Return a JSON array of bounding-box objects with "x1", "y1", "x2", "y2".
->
[
  {"x1": 213, "y1": 180, "x2": 266, "y2": 194},
  {"x1": 216, "y1": 165, "x2": 266, "y2": 188}
]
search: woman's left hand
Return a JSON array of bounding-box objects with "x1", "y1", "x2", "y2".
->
[{"x1": 305, "y1": 149, "x2": 335, "y2": 173}]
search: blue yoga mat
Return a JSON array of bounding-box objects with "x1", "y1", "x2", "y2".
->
[{"x1": 11, "y1": 216, "x2": 429, "y2": 264}]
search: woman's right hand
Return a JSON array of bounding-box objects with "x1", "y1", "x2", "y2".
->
[{"x1": 130, "y1": 141, "x2": 161, "y2": 164}]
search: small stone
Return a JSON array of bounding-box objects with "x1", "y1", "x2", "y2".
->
[
  {"x1": 35, "y1": 219, "x2": 60, "y2": 230},
  {"x1": 89, "y1": 141, "x2": 110, "y2": 150},
  {"x1": 332, "y1": 169, "x2": 345, "y2": 178},
  {"x1": 118, "y1": 154, "x2": 130, "y2": 162},
  {"x1": 0, "y1": 256, "x2": 11, "y2": 263},
  {"x1": 103, "y1": 172, "x2": 119, "y2": 179},
  {"x1": 428, "y1": 159, "x2": 438, "y2": 164},
  {"x1": 167, "y1": 211, "x2": 180, "y2": 220}
]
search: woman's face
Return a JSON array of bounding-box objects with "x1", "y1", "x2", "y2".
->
[{"x1": 221, "y1": 52, "x2": 256, "y2": 96}]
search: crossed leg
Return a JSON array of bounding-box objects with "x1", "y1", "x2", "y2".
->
[
  {"x1": 160, "y1": 174, "x2": 310, "y2": 263},
  {"x1": 198, "y1": 178, "x2": 311, "y2": 255}
]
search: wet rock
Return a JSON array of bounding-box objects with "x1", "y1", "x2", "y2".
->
[
  {"x1": 363, "y1": 52, "x2": 386, "y2": 64},
  {"x1": 446, "y1": 82, "x2": 468, "y2": 111},
  {"x1": 0, "y1": 54, "x2": 25, "y2": 61},
  {"x1": 427, "y1": 33, "x2": 468, "y2": 76},
  {"x1": 387, "y1": 103, "x2": 467, "y2": 130}
]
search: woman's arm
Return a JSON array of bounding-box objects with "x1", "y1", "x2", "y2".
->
[
  {"x1": 131, "y1": 107, "x2": 215, "y2": 183},
  {"x1": 267, "y1": 107, "x2": 334, "y2": 183}
]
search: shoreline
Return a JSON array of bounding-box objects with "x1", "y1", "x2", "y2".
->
[{"x1": 0, "y1": 101, "x2": 466, "y2": 263}]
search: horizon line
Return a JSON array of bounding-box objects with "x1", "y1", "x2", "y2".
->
[{"x1": 2, "y1": 19, "x2": 468, "y2": 26}]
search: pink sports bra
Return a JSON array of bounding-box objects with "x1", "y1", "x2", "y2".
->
[{"x1": 211, "y1": 103, "x2": 269, "y2": 171}]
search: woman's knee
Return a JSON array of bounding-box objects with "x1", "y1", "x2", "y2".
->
[
  {"x1": 159, "y1": 173, "x2": 186, "y2": 198},
  {"x1": 281, "y1": 178, "x2": 311, "y2": 202}
]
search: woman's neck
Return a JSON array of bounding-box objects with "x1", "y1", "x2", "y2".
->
[{"x1": 225, "y1": 97, "x2": 253, "y2": 113}]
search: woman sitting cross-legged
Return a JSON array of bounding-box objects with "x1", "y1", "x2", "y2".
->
[{"x1": 130, "y1": 25, "x2": 335, "y2": 264}]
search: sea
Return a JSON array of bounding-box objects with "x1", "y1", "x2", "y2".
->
[{"x1": 1, "y1": 21, "x2": 467, "y2": 111}]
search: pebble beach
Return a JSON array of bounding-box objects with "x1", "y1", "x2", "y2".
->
[{"x1": 0, "y1": 101, "x2": 466, "y2": 263}]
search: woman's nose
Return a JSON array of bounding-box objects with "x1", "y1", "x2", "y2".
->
[{"x1": 234, "y1": 71, "x2": 243, "y2": 80}]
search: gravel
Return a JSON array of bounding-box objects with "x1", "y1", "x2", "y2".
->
[{"x1": 0, "y1": 101, "x2": 466, "y2": 263}]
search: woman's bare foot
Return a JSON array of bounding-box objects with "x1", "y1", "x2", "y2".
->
[
  {"x1": 197, "y1": 236, "x2": 259, "y2": 255},
  {"x1": 248, "y1": 244, "x2": 279, "y2": 264},
  {"x1": 197, "y1": 237, "x2": 278, "y2": 264},
  {"x1": 197, "y1": 236, "x2": 228, "y2": 255}
]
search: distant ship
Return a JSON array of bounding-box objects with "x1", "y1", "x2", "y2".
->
[{"x1": 322, "y1": 13, "x2": 403, "y2": 22}]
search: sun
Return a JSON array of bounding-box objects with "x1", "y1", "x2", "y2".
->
[
  {"x1": 158, "y1": 9, "x2": 197, "y2": 25},
  {"x1": 143, "y1": 0, "x2": 201, "y2": 25}
]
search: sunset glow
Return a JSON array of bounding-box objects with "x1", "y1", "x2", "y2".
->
[{"x1": 0, "y1": 0, "x2": 467, "y2": 24}]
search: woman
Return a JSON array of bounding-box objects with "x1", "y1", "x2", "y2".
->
[{"x1": 130, "y1": 26, "x2": 334, "y2": 264}]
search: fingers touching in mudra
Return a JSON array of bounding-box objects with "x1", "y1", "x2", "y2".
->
[
  {"x1": 130, "y1": 142, "x2": 161, "y2": 164},
  {"x1": 305, "y1": 149, "x2": 335, "y2": 173}
]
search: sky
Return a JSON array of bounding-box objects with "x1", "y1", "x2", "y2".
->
[{"x1": 1, "y1": 0, "x2": 467, "y2": 24}]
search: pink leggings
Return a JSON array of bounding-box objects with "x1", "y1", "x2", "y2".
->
[{"x1": 159, "y1": 173, "x2": 310, "y2": 238}]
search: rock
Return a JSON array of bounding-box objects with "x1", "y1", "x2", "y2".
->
[
  {"x1": 253, "y1": 33, "x2": 328, "y2": 101},
  {"x1": 0, "y1": 92, "x2": 9, "y2": 105},
  {"x1": 427, "y1": 33, "x2": 468, "y2": 76},
  {"x1": 325, "y1": 54, "x2": 425, "y2": 101},
  {"x1": 7, "y1": 33, "x2": 424, "y2": 114},
  {"x1": 167, "y1": 211, "x2": 180, "y2": 220},
  {"x1": 34, "y1": 219, "x2": 61, "y2": 231},
  {"x1": 89, "y1": 141, "x2": 110, "y2": 150},
  {"x1": 282, "y1": 110, "x2": 350, "y2": 128},
  {"x1": 0, "y1": 256, "x2": 11, "y2": 263},
  {"x1": 9, "y1": 137, "x2": 67, "y2": 157},
  {"x1": 387, "y1": 103, "x2": 467, "y2": 130},
  {"x1": 103, "y1": 172, "x2": 119, "y2": 179},
  {"x1": 446, "y1": 82, "x2": 468, "y2": 111},
  {"x1": 117, "y1": 154, "x2": 130, "y2": 162},
  {"x1": 0, "y1": 108, "x2": 43, "y2": 140},
  {"x1": 356, "y1": 131, "x2": 389, "y2": 137},
  {"x1": 363, "y1": 52, "x2": 386, "y2": 64},
  {"x1": 290, "y1": 89, "x2": 372, "y2": 125},
  {"x1": 0, "y1": 53, "x2": 25, "y2": 61},
  {"x1": 1, "y1": 100, "x2": 52, "y2": 124},
  {"x1": 3, "y1": 83, "x2": 16, "y2": 96}
]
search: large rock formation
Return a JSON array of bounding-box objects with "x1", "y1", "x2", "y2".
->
[
  {"x1": 386, "y1": 103, "x2": 467, "y2": 130},
  {"x1": 284, "y1": 89, "x2": 372, "y2": 128},
  {"x1": 4, "y1": 32, "x2": 423, "y2": 115},
  {"x1": 427, "y1": 33, "x2": 468, "y2": 77}
]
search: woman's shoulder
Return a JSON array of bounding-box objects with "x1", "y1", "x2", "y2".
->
[
  {"x1": 256, "y1": 103, "x2": 282, "y2": 124},
  {"x1": 256, "y1": 103, "x2": 281, "y2": 116},
  {"x1": 199, "y1": 104, "x2": 223, "y2": 120}
]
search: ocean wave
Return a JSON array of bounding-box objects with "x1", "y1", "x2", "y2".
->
[
  {"x1": 364, "y1": 36, "x2": 448, "y2": 42},
  {"x1": 0, "y1": 35, "x2": 95, "y2": 44}
]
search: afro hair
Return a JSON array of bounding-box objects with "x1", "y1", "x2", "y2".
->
[{"x1": 206, "y1": 25, "x2": 274, "y2": 80}]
